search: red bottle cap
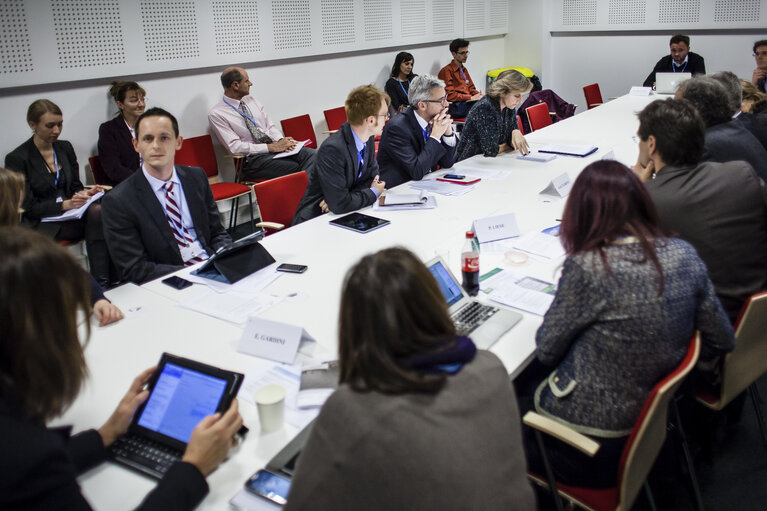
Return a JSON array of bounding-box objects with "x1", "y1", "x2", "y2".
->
[{"x1": 465, "y1": 231, "x2": 475, "y2": 238}]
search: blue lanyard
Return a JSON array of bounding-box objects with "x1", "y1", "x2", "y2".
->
[
  {"x1": 672, "y1": 60, "x2": 688, "y2": 72},
  {"x1": 47, "y1": 150, "x2": 60, "y2": 186},
  {"x1": 421, "y1": 126, "x2": 429, "y2": 141},
  {"x1": 458, "y1": 66, "x2": 468, "y2": 84},
  {"x1": 223, "y1": 96, "x2": 260, "y2": 129},
  {"x1": 399, "y1": 79, "x2": 409, "y2": 97}
]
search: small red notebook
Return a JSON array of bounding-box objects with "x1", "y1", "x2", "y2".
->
[{"x1": 436, "y1": 177, "x2": 481, "y2": 185}]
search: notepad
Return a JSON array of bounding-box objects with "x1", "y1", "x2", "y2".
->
[{"x1": 539, "y1": 144, "x2": 598, "y2": 157}]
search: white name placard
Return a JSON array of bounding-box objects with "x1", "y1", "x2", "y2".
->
[
  {"x1": 473, "y1": 213, "x2": 520, "y2": 243},
  {"x1": 539, "y1": 173, "x2": 572, "y2": 198},
  {"x1": 238, "y1": 317, "x2": 316, "y2": 364}
]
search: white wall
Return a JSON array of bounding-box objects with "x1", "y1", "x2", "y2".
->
[{"x1": 0, "y1": 37, "x2": 507, "y2": 184}]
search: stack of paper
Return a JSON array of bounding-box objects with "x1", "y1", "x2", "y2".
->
[
  {"x1": 41, "y1": 191, "x2": 104, "y2": 222},
  {"x1": 481, "y1": 269, "x2": 557, "y2": 316},
  {"x1": 512, "y1": 231, "x2": 566, "y2": 260},
  {"x1": 409, "y1": 180, "x2": 476, "y2": 196}
]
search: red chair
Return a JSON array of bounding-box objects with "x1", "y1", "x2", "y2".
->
[
  {"x1": 526, "y1": 102, "x2": 553, "y2": 132},
  {"x1": 252, "y1": 171, "x2": 309, "y2": 235},
  {"x1": 583, "y1": 83, "x2": 604, "y2": 110},
  {"x1": 524, "y1": 333, "x2": 701, "y2": 511},
  {"x1": 280, "y1": 114, "x2": 318, "y2": 149},
  {"x1": 516, "y1": 114, "x2": 524, "y2": 135},
  {"x1": 174, "y1": 134, "x2": 254, "y2": 233},
  {"x1": 88, "y1": 155, "x2": 115, "y2": 187},
  {"x1": 323, "y1": 106, "x2": 347, "y2": 133}
]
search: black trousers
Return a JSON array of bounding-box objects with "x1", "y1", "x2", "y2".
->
[{"x1": 242, "y1": 147, "x2": 316, "y2": 181}]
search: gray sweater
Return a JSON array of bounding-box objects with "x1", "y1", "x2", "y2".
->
[
  {"x1": 284, "y1": 350, "x2": 535, "y2": 510},
  {"x1": 535, "y1": 238, "x2": 734, "y2": 437}
]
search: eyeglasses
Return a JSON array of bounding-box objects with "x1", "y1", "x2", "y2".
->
[
  {"x1": 456, "y1": 51, "x2": 470, "y2": 56},
  {"x1": 423, "y1": 95, "x2": 449, "y2": 105},
  {"x1": 376, "y1": 112, "x2": 391, "y2": 120},
  {"x1": 754, "y1": 51, "x2": 767, "y2": 57}
]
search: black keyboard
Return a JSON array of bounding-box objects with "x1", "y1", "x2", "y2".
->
[
  {"x1": 110, "y1": 434, "x2": 183, "y2": 479},
  {"x1": 452, "y1": 301, "x2": 499, "y2": 335}
]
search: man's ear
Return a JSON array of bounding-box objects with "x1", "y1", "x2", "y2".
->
[
  {"x1": 647, "y1": 134, "x2": 657, "y2": 157},
  {"x1": 176, "y1": 136, "x2": 184, "y2": 151}
]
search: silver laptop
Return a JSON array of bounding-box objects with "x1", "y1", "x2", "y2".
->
[
  {"x1": 426, "y1": 256, "x2": 522, "y2": 349},
  {"x1": 655, "y1": 72, "x2": 691, "y2": 94}
]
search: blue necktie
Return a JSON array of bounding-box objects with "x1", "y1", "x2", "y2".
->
[{"x1": 357, "y1": 146, "x2": 366, "y2": 178}]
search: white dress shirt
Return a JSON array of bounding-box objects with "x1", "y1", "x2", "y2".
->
[
  {"x1": 414, "y1": 111, "x2": 456, "y2": 146},
  {"x1": 208, "y1": 95, "x2": 284, "y2": 156}
]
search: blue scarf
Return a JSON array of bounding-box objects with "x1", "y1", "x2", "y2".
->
[{"x1": 397, "y1": 336, "x2": 477, "y2": 374}]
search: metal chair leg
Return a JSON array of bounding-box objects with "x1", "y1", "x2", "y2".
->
[
  {"x1": 644, "y1": 481, "x2": 658, "y2": 511},
  {"x1": 228, "y1": 196, "x2": 240, "y2": 233},
  {"x1": 246, "y1": 192, "x2": 255, "y2": 233},
  {"x1": 533, "y1": 429, "x2": 566, "y2": 511},
  {"x1": 672, "y1": 399, "x2": 705, "y2": 511},
  {"x1": 748, "y1": 384, "x2": 767, "y2": 451}
]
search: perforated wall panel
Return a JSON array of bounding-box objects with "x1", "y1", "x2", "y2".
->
[
  {"x1": 321, "y1": 0, "x2": 355, "y2": 46},
  {"x1": 608, "y1": 0, "x2": 646, "y2": 24},
  {"x1": 213, "y1": 1, "x2": 261, "y2": 55},
  {"x1": 141, "y1": 1, "x2": 199, "y2": 61},
  {"x1": 53, "y1": 0, "x2": 126, "y2": 68},
  {"x1": 489, "y1": 0, "x2": 508, "y2": 30},
  {"x1": 0, "y1": 1, "x2": 32, "y2": 74},
  {"x1": 714, "y1": 0, "x2": 760, "y2": 22},
  {"x1": 400, "y1": 0, "x2": 425, "y2": 39},
  {"x1": 562, "y1": 0, "x2": 598, "y2": 26},
  {"x1": 272, "y1": 0, "x2": 312, "y2": 50},
  {"x1": 658, "y1": 0, "x2": 700, "y2": 23},
  {"x1": 464, "y1": 0, "x2": 485, "y2": 31},
  {"x1": 363, "y1": 0, "x2": 392, "y2": 42},
  {"x1": 432, "y1": 0, "x2": 456, "y2": 35}
]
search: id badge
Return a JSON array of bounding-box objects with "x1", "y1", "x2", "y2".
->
[
  {"x1": 56, "y1": 196, "x2": 63, "y2": 203},
  {"x1": 179, "y1": 244, "x2": 205, "y2": 262}
]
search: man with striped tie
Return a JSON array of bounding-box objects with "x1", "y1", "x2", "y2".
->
[{"x1": 103, "y1": 107, "x2": 231, "y2": 284}]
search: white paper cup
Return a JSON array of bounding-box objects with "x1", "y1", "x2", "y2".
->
[{"x1": 255, "y1": 384, "x2": 286, "y2": 433}]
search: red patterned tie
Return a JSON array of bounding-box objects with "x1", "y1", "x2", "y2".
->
[{"x1": 163, "y1": 182, "x2": 205, "y2": 266}]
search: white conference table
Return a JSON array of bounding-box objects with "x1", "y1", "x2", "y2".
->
[{"x1": 57, "y1": 93, "x2": 659, "y2": 510}]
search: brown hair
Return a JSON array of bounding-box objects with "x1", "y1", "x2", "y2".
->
[
  {"x1": 345, "y1": 85, "x2": 390, "y2": 125},
  {"x1": 338, "y1": 247, "x2": 457, "y2": 394},
  {"x1": 0, "y1": 168, "x2": 24, "y2": 226},
  {"x1": 26, "y1": 99, "x2": 62, "y2": 124},
  {"x1": 0, "y1": 227, "x2": 91, "y2": 422},
  {"x1": 487, "y1": 70, "x2": 532, "y2": 100},
  {"x1": 741, "y1": 79, "x2": 767, "y2": 113},
  {"x1": 109, "y1": 81, "x2": 146, "y2": 104}
]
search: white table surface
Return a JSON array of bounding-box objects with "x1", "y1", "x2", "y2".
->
[{"x1": 57, "y1": 93, "x2": 657, "y2": 510}]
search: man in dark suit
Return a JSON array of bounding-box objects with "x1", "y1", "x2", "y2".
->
[
  {"x1": 102, "y1": 107, "x2": 231, "y2": 284},
  {"x1": 677, "y1": 75, "x2": 767, "y2": 182},
  {"x1": 377, "y1": 75, "x2": 457, "y2": 188},
  {"x1": 710, "y1": 71, "x2": 767, "y2": 151},
  {"x1": 632, "y1": 99, "x2": 767, "y2": 323},
  {"x1": 643, "y1": 34, "x2": 705, "y2": 88},
  {"x1": 292, "y1": 85, "x2": 389, "y2": 224}
]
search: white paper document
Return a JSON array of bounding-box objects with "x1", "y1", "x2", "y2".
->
[
  {"x1": 272, "y1": 139, "x2": 310, "y2": 159},
  {"x1": 453, "y1": 161, "x2": 508, "y2": 180},
  {"x1": 409, "y1": 180, "x2": 476, "y2": 196},
  {"x1": 512, "y1": 231, "x2": 566, "y2": 260},
  {"x1": 373, "y1": 191, "x2": 437, "y2": 211},
  {"x1": 41, "y1": 191, "x2": 104, "y2": 222},
  {"x1": 481, "y1": 269, "x2": 557, "y2": 316},
  {"x1": 179, "y1": 289, "x2": 282, "y2": 324}
]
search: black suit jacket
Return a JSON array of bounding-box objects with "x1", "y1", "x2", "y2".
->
[
  {"x1": 645, "y1": 160, "x2": 767, "y2": 322},
  {"x1": 97, "y1": 115, "x2": 140, "y2": 185},
  {"x1": 643, "y1": 51, "x2": 706, "y2": 87},
  {"x1": 703, "y1": 120, "x2": 767, "y2": 182},
  {"x1": 4, "y1": 137, "x2": 84, "y2": 224},
  {"x1": 377, "y1": 108, "x2": 457, "y2": 188},
  {"x1": 736, "y1": 112, "x2": 767, "y2": 152},
  {"x1": 292, "y1": 123, "x2": 378, "y2": 224},
  {"x1": 102, "y1": 165, "x2": 231, "y2": 284},
  {"x1": 0, "y1": 392, "x2": 208, "y2": 511}
]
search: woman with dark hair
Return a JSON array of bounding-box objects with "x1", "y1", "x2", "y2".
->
[
  {"x1": 384, "y1": 51, "x2": 417, "y2": 113},
  {"x1": 524, "y1": 160, "x2": 734, "y2": 488},
  {"x1": 284, "y1": 247, "x2": 535, "y2": 510},
  {"x1": 97, "y1": 81, "x2": 146, "y2": 185},
  {"x1": 0, "y1": 226, "x2": 243, "y2": 511},
  {"x1": 4, "y1": 99, "x2": 110, "y2": 287}
]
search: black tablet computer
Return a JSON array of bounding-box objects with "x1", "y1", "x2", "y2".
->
[
  {"x1": 329, "y1": 212, "x2": 390, "y2": 233},
  {"x1": 110, "y1": 353, "x2": 243, "y2": 479}
]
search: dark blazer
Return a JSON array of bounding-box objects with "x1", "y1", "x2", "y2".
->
[
  {"x1": 292, "y1": 123, "x2": 378, "y2": 224},
  {"x1": 644, "y1": 160, "x2": 767, "y2": 322},
  {"x1": 4, "y1": 137, "x2": 84, "y2": 224},
  {"x1": 0, "y1": 392, "x2": 208, "y2": 511},
  {"x1": 97, "y1": 115, "x2": 140, "y2": 185},
  {"x1": 456, "y1": 95, "x2": 519, "y2": 162},
  {"x1": 377, "y1": 108, "x2": 457, "y2": 188},
  {"x1": 384, "y1": 77, "x2": 415, "y2": 112},
  {"x1": 643, "y1": 51, "x2": 706, "y2": 87},
  {"x1": 736, "y1": 112, "x2": 767, "y2": 152},
  {"x1": 703, "y1": 120, "x2": 767, "y2": 182},
  {"x1": 102, "y1": 165, "x2": 231, "y2": 284}
]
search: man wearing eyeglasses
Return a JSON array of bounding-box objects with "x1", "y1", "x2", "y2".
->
[
  {"x1": 752, "y1": 40, "x2": 767, "y2": 93},
  {"x1": 438, "y1": 38, "x2": 484, "y2": 118},
  {"x1": 377, "y1": 75, "x2": 457, "y2": 188},
  {"x1": 292, "y1": 85, "x2": 389, "y2": 224}
]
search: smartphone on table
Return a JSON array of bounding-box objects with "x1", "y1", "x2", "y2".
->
[{"x1": 245, "y1": 469, "x2": 291, "y2": 505}]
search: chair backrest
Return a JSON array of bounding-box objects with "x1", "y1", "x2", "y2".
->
[
  {"x1": 323, "y1": 106, "x2": 347, "y2": 132},
  {"x1": 526, "y1": 102, "x2": 553, "y2": 132},
  {"x1": 174, "y1": 134, "x2": 219, "y2": 180},
  {"x1": 718, "y1": 291, "x2": 767, "y2": 406},
  {"x1": 617, "y1": 333, "x2": 700, "y2": 510},
  {"x1": 516, "y1": 114, "x2": 524, "y2": 135},
  {"x1": 88, "y1": 155, "x2": 114, "y2": 186},
  {"x1": 583, "y1": 83, "x2": 603, "y2": 110},
  {"x1": 252, "y1": 171, "x2": 309, "y2": 231},
  {"x1": 281, "y1": 114, "x2": 318, "y2": 149}
]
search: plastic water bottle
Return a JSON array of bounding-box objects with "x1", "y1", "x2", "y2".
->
[{"x1": 461, "y1": 231, "x2": 479, "y2": 296}]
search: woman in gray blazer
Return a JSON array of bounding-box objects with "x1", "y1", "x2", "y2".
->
[{"x1": 285, "y1": 247, "x2": 535, "y2": 511}]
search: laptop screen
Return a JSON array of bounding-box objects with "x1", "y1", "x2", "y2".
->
[
  {"x1": 428, "y1": 259, "x2": 465, "y2": 306},
  {"x1": 137, "y1": 362, "x2": 228, "y2": 443}
]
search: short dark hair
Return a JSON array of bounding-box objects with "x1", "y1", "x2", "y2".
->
[
  {"x1": 221, "y1": 67, "x2": 244, "y2": 89},
  {"x1": 637, "y1": 99, "x2": 705, "y2": 166},
  {"x1": 390, "y1": 51, "x2": 415, "y2": 79},
  {"x1": 345, "y1": 85, "x2": 390, "y2": 125},
  {"x1": 26, "y1": 99, "x2": 62, "y2": 124},
  {"x1": 338, "y1": 247, "x2": 457, "y2": 394},
  {"x1": 0, "y1": 227, "x2": 91, "y2": 422},
  {"x1": 710, "y1": 71, "x2": 742, "y2": 115},
  {"x1": 670, "y1": 34, "x2": 690, "y2": 46},
  {"x1": 449, "y1": 38, "x2": 469, "y2": 53},
  {"x1": 753, "y1": 39, "x2": 767, "y2": 53},
  {"x1": 560, "y1": 160, "x2": 667, "y2": 293},
  {"x1": 679, "y1": 76, "x2": 733, "y2": 127},
  {"x1": 135, "y1": 107, "x2": 179, "y2": 139}
]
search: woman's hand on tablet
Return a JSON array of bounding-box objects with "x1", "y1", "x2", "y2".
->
[
  {"x1": 97, "y1": 366, "x2": 156, "y2": 447},
  {"x1": 183, "y1": 399, "x2": 243, "y2": 476}
]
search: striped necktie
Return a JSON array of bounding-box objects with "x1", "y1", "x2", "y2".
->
[
  {"x1": 163, "y1": 182, "x2": 205, "y2": 265},
  {"x1": 240, "y1": 102, "x2": 274, "y2": 144}
]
